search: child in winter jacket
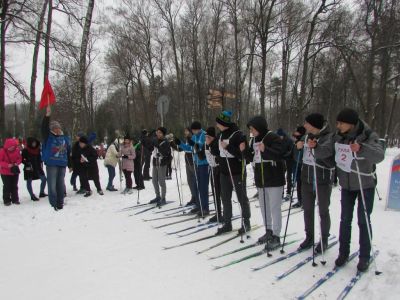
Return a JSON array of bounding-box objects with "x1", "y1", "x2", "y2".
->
[
  {"x1": 120, "y1": 135, "x2": 136, "y2": 194},
  {"x1": 104, "y1": 139, "x2": 120, "y2": 191},
  {"x1": 0, "y1": 138, "x2": 22, "y2": 205}
]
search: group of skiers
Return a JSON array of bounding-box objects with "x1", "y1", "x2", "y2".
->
[{"x1": 0, "y1": 105, "x2": 384, "y2": 273}]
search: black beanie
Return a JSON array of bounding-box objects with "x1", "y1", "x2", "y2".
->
[
  {"x1": 336, "y1": 108, "x2": 359, "y2": 125},
  {"x1": 79, "y1": 136, "x2": 89, "y2": 144},
  {"x1": 247, "y1": 116, "x2": 268, "y2": 135},
  {"x1": 296, "y1": 126, "x2": 306, "y2": 136},
  {"x1": 124, "y1": 134, "x2": 131, "y2": 140},
  {"x1": 305, "y1": 113, "x2": 325, "y2": 130},
  {"x1": 191, "y1": 121, "x2": 202, "y2": 130},
  {"x1": 157, "y1": 127, "x2": 167, "y2": 136},
  {"x1": 206, "y1": 127, "x2": 216, "y2": 138}
]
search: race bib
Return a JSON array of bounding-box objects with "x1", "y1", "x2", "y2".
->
[
  {"x1": 302, "y1": 144, "x2": 314, "y2": 166},
  {"x1": 253, "y1": 142, "x2": 262, "y2": 163},
  {"x1": 205, "y1": 149, "x2": 217, "y2": 167},
  {"x1": 219, "y1": 139, "x2": 234, "y2": 158},
  {"x1": 335, "y1": 143, "x2": 353, "y2": 173}
]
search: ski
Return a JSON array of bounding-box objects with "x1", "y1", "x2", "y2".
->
[
  {"x1": 177, "y1": 215, "x2": 241, "y2": 238},
  {"x1": 132, "y1": 201, "x2": 174, "y2": 215},
  {"x1": 165, "y1": 221, "x2": 215, "y2": 235},
  {"x1": 251, "y1": 235, "x2": 336, "y2": 272},
  {"x1": 336, "y1": 251, "x2": 379, "y2": 300},
  {"x1": 118, "y1": 202, "x2": 152, "y2": 212},
  {"x1": 163, "y1": 227, "x2": 245, "y2": 250},
  {"x1": 275, "y1": 240, "x2": 339, "y2": 281},
  {"x1": 195, "y1": 225, "x2": 262, "y2": 255},
  {"x1": 213, "y1": 238, "x2": 301, "y2": 270},
  {"x1": 152, "y1": 216, "x2": 199, "y2": 229},
  {"x1": 296, "y1": 250, "x2": 359, "y2": 300},
  {"x1": 143, "y1": 212, "x2": 200, "y2": 222},
  {"x1": 153, "y1": 205, "x2": 191, "y2": 215},
  {"x1": 208, "y1": 232, "x2": 298, "y2": 260}
]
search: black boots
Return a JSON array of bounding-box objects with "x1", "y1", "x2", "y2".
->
[
  {"x1": 238, "y1": 219, "x2": 251, "y2": 234},
  {"x1": 216, "y1": 222, "x2": 232, "y2": 235},
  {"x1": 335, "y1": 254, "x2": 349, "y2": 267},
  {"x1": 257, "y1": 229, "x2": 273, "y2": 244},
  {"x1": 299, "y1": 235, "x2": 313, "y2": 250},
  {"x1": 314, "y1": 237, "x2": 328, "y2": 254},
  {"x1": 265, "y1": 235, "x2": 281, "y2": 251},
  {"x1": 357, "y1": 257, "x2": 370, "y2": 272}
]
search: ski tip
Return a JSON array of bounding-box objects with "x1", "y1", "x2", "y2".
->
[
  {"x1": 212, "y1": 266, "x2": 221, "y2": 271},
  {"x1": 321, "y1": 260, "x2": 327, "y2": 266},
  {"x1": 375, "y1": 271, "x2": 383, "y2": 275}
]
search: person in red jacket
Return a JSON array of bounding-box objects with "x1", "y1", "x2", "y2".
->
[{"x1": 0, "y1": 138, "x2": 22, "y2": 205}]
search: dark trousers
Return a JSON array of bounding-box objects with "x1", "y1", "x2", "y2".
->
[
  {"x1": 302, "y1": 182, "x2": 332, "y2": 239},
  {"x1": 210, "y1": 166, "x2": 221, "y2": 216},
  {"x1": 220, "y1": 173, "x2": 251, "y2": 223},
  {"x1": 292, "y1": 162, "x2": 302, "y2": 204},
  {"x1": 166, "y1": 161, "x2": 172, "y2": 177},
  {"x1": 1, "y1": 174, "x2": 19, "y2": 204},
  {"x1": 70, "y1": 170, "x2": 80, "y2": 188},
  {"x1": 80, "y1": 169, "x2": 102, "y2": 192},
  {"x1": 193, "y1": 165, "x2": 209, "y2": 211},
  {"x1": 106, "y1": 165, "x2": 116, "y2": 189},
  {"x1": 186, "y1": 163, "x2": 196, "y2": 202},
  {"x1": 134, "y1": 162, "x2": 144, "y2": 188},
  {"x1": 143, "y1": 153, "x2": 151, "y2": 179},
  {"x1": 339, "y1": 188, "x2": 375, "y2": 259},
  {"x1": 123, "y1": 170, "x2": 133, "y2": 189},
  {"x1": 285, "y1": 159, "x2": 294, "y2": 194}
]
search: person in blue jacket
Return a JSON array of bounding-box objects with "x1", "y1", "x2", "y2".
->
[
  {"x1": 41, "y1": 106, "x2": 71, "y2": 211},
  {"x1": 175, "y1": 121, "x2": 209, "y2": 216}
]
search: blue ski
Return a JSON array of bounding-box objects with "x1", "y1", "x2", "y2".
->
[
  {"x1": 296, "y1": 250, "x2": 359, "y2": 299},
  {"x1": 276, "y1": 240, "x2": 339, "y2": 281},
  {"x1": 336, "y1": 251, "x2": 379, "y2": 300},
  {"x1": 251, "y1": 235, "x2": 336, "y2": 272}
]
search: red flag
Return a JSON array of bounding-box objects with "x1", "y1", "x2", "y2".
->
[{"x1": 39, "y1": 77, "x2": 56, "y2": 109}]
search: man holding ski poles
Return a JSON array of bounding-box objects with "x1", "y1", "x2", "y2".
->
[
  {"x1": 297, "y1": 113, "x2": 335, "y2": 254},
  {"x1": 175, "y1": 122, "x2": 209, "y2": 216},
  {"x1": 208, "y1": 111, "x2": 251, "y2": 235},
  {"x1": 334, "y1": 108, "x2": 384, "y2": 272}
]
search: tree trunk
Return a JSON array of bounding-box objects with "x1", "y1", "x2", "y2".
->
[
  {"x1": 298, "y1": 0, "x2": 326, "y2": 124},
  {"x1": 0, "y1": 0, "x2": 8, "y2": 141},
  {"x1": 29, "y1": 0, "x2": 49, "y2": 135},
  {"x1": 77, "y1": 0, "x2": 95, "y2": 131},
  {"x1": 43, "y1": 0, "x2": 52, "y2": 81}
]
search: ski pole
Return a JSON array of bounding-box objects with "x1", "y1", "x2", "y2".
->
[
  {"x1": 260, "y1": 158, "x2": 272, "y2": 257},
  {"x1": 281, "y1": 149, "x2": 302, "y2": 254},
  {"x1": 354, "y1": 152, "x2": 382, "y2": 275},
  {"x1": 172, "y1": 149, "x2": 183, "y2": 207},
  {"x1": 223, "y1": 149, "x2": 247, "y2": 242},
  {"x1": 176, "y1": 150, "x2": 184, "y2": 206},
  {"x1": 311, "y1": 148, "x2": 326, "y2": 266},
  {"x1": 210, "y1": 165, "x2": 220, "y2": 227}
]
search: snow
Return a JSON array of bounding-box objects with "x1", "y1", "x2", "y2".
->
[{"x1": 1, "y1": 149, "x2": 400, "y2": 300}]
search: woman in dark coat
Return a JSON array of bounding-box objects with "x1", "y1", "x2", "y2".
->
[{"x1": 22, "y1": 137, "x2": 47, "y2": 201}]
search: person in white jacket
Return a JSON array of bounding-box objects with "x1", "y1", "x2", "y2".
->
[{"x1": 104, "y1": 139, "x2": 120, "y2": 191}]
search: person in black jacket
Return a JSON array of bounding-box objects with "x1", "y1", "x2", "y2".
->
[
  {"x1": 141, "y1": 129, "x2": 154, "y2": 180},
  {"x1": 73, "y1": 136, "x2": 103, "y2": 197},
  {"x1": 244, "y1": 116, "x2": 285, "y2": 249},
  {"x1": 22, "y1": 137, "x2": 47, "y2": 201},
  {"x1": 208, "y1": 111, "x2": 251, "y2": 235},
  {"x1": 132, "y1": 137, "x2": 145, "y2": 190},
  {"x1": 70, "y1": 132, "x2": 85, "y2": 192},
  {"x1": 297, "y1": 113, "x2": 335, "y2": 253},
  {"x1": 291, "y1": 126, "x2": 306, "y2": 208},
  {"x1": 149, "y1": 127, "x2": 171, "y2": 206},
  {"x1": 277, "y1": 128, "x2": 295, "y2": 201}
]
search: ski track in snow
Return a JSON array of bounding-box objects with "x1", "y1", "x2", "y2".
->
[{"x1": 0, "y1": 149, "x2": 399, "y2": 300}]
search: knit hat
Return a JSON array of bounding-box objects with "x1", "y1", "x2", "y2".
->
[
  {"x1": 79, "y1": 136, "x2": 89, "y2": 144},
  {"x1": 191, "y1": 121, "x2": 202, "y2": 130},
  {"x1": 49, "y1": 120, "x2": 61, "y2": 131},
  {"x1": 216, "y1": 111, "x2": 233, "y2": 127},
  {"x1": 305, "y1": 113, "x2": 325, "y2": 130},
  {"x1": 295, "y1": 126, "x2": 306, "y2": 136},
  {"x1": 336, "y1": 108, "x2": 359, "y2": 125},
  {"x1": 76, "y1": 131, "x2": 85, "y2": 138},
  {"x1": 157, "y1": 127, "x2": 167, "y2": 136},
  {"x1": 206, "y1": 127, "x2": 216, "y2": 138},
  {"x1": 124, "y1": 134, "x2": 131, "y2": 140},
  {"x1": 276, "y1": 128, "x2": 286, "y2": 137},
  {"x1": 247, "y1": 116, "x2": 268, "y2": 136},
  {"x1": 142, "y1": 129, "x2": 148, "y2": 135}
]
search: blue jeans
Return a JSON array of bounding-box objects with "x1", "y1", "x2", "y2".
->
[
  {"x1": 46, "y1": 166, "x2": 66, "y2": 208},
  {"x1": 27, "y1": 174, "x2": 47, "y2": 197},
  {"x1": 339, "y1": 188, "x2": 375, "y2": 259},
  {"x1": 106, "y1": 165, "x2": 116, "y2": 189},
  {"x1": 194, "y1": 165, "x2": 209, "y2": 211}
]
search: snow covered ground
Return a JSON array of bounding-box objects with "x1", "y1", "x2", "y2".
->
[{"x1": 1, "y1": 149, "x2": 399, "y2": 300}]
